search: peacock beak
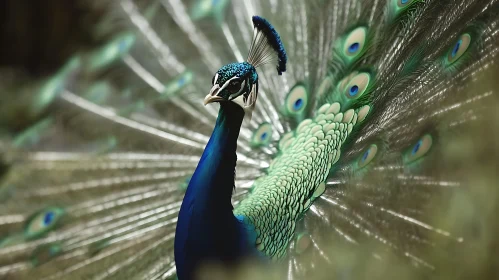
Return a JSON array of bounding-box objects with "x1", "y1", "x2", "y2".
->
[{"x1": 204, "y1": 85, "x2": 224, "y2": 105}]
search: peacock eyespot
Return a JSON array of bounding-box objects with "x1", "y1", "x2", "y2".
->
[
  {"x1": 348, "y1": 42, "x2": 360, "y2": 54},
  {"x1": 118, "y1": 40, "x2": 128, "y2": 53},
  {"x1": 358, "y1": 144, "x2": 377, "y2": 168},
  {"x1": 342, "y1": 27, "x2": 367, "y2": 58},
  {"x1": 178, "y1": 77, "x2": 186, "y2": 87},
  {"x1": 343, "y1": 72, "x2": 371, "y2": 99},
  {"x1": 261, "y1": 132, "x2": 268, "y2": 141},
  {"x1": 397, "y1": 0, "x2": 412, "y2": 7},
  {"x1": 451, "y1": 40, "x2": 461, "y2": 57},
  {"x1": 349, "y1": 85, "x2": 359, "y2": 96},
  {"x1": 404, "y1": 134, "x2": 433, "y2": 163},
  {"x1": 446, "y1": 33, "x2": 471, "y2": 64},
  {"x1": 24, "y1": 207, "x2": 65, "y2": 240},
  {"x1": 43, "y1": 211, "x2": 55, "y2": 226},
  {"x1": 412, "y1": 140, "x2": 422, "y2": 155},
  {"x1": 362, "y1": 150, "x2": 369, "y2": 161},
  {"x1": 252, "y1": 123, "x2": 273, "y2": 147},
  {"x1": 285, "y1": 85, "x2": 308, "y2": 115},
  {"x1": 293, "y1": 98, "x2": 304, "y2": 110}
]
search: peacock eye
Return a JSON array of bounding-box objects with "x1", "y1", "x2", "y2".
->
[
  {"x1": 404, "y1": 134, "x2": 433, "y2": 163},
  {"x1": 343, "y1": 72, "x2": 371, "y2": 99},
  {"x1": 226, "y1": 79, "x2": 245, "y2": 94},
  {"x1": 358, "y1": 144, "x2": 378, "y2": 168},
  {"x1": 24, "y1": 207, "x2": 65, "y2": 240},
  {"x1": 251, "y1": 123, "x2": 273, "y2": 147},
  {"x1": 446, "y1": 33, "x2": 471, "y2": 64},
  {"x1": 284, "y1": 84, "x2": 308, "y2": 115},
  {"x1": 397, "y1": 0, "x2": 413, "y2": 7},
  {"x1": 342, "y1": 27, "x2": 367, "y2": 58}
]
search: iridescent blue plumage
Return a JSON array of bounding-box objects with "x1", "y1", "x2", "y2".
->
[
  {"x1": 175, "y1": 15, "x2": 287, "y2": 280},
  {"x1": 174, "y1": 103, "x2": 255, "y2": 280},
  {"x1": 216, "y1": 62, "x2": 258, "y2": 86}
]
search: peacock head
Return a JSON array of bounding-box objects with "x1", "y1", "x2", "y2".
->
[
  {"x1": 203, "y1": 16, "x2": 287, "y2": 118},
  {"x1": 204, "y1": 62, "x2": 259, "y2": 110}
]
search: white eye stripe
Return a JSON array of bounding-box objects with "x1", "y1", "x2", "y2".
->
[
  {"x1": 213, "y1": 73, "x2": 219, "y2": 85},
  {"x1": 246, "y1": 84, "x2": 257, "y2": 106},
  {"x1": 235, "y1": 80, "x2": 246, "y2": 95}
]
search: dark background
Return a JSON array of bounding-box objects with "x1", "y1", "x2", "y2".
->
[{"x1": 0, "y1": 0, "x2": 105, "y2": 77}]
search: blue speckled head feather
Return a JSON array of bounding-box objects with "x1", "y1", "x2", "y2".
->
[
  {"x1": 247, "y1": 16, "x2": 287, "y2": 75},
  {"x1": 215, "y1": 62, "x2": 258, "y2": 87},
  {"x1": 208, "y1": 62, "x2": 259, "y2": 110}
]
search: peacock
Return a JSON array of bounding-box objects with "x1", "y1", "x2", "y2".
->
[{"x1": 1, "y1": 0, "x2": 499, "y2": 279}]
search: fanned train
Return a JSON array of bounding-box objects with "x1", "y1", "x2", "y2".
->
[{"x1": 1, "y1": 0, "x2": 499, "y2": 279}]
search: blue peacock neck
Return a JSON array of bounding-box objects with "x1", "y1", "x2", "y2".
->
[
  {"x1": 175, "y1": 101, "x2": 247, "y2": 279},
  {"x1": 182, "y1": 101, "x2": 245, "y2": 220},
  {"x1": 196, "y1": 101, "x2": 245, "y2": 209}
]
